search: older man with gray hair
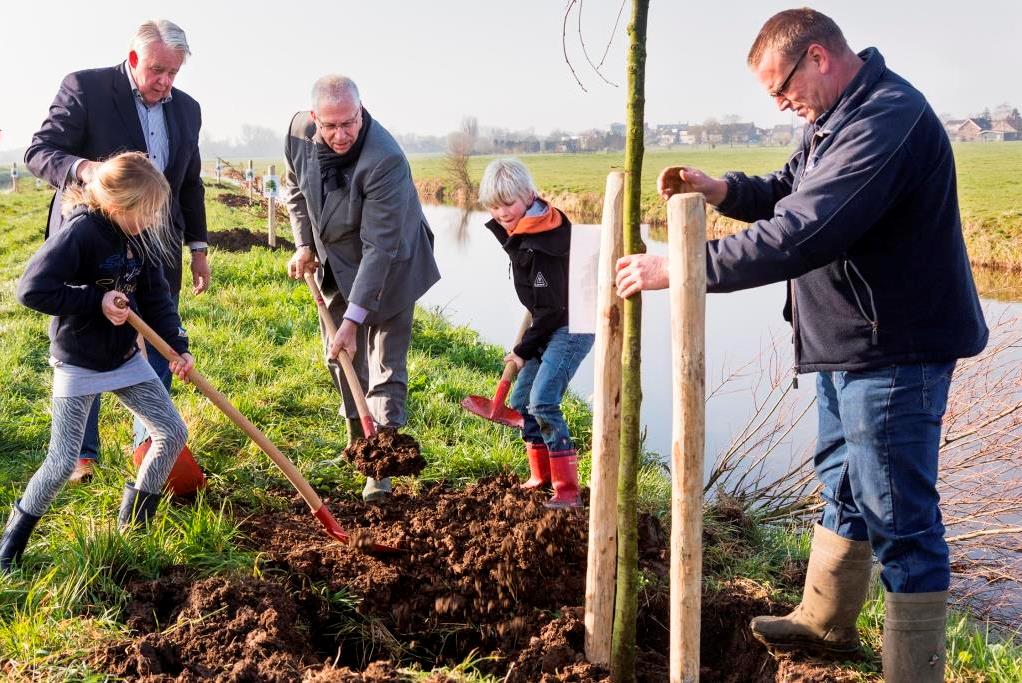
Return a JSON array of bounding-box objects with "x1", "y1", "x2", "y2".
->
[
  {"x1": 25, "y1": 19, "x2": 209, "y2": 487},
  {"x1": 284, "y1": 75, "x2": 440, "y2": 502}
]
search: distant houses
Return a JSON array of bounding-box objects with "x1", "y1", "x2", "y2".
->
[{"x1": 944, "y1": 117, "x2": 1019, "y2": 142}]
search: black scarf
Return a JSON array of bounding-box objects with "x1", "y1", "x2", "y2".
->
[{"x1": 317, "y1": 106, "x2": 373, "y2": 199}]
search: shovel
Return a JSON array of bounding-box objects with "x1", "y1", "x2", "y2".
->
[
  {"x1": 115, "y1": 299, "x2": 399, "y2": 555},
  {"x1": 460, "y1": 313, "x2": 531, "y2": 429},
  {"x1": 302, "y1": 273, "x2": 377, "y2": 440}
]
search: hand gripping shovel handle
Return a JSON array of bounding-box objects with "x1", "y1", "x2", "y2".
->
[
  {"x1": 114, "y1": 299, "x2": 360, "y2": 548},
  {"x1": 303, "y1": 272, "x2": 376, "y2": 438},
  {"x1": 490, "y1": 312, "x2": 532, "y2": 414}
]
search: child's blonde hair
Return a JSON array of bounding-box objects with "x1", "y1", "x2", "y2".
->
[
  {"x1": 478, "y1": 158, "x2": 537, "y2": 209},
  {"x1": 62, "y1": 152, "x2": 175, "y2": 265}
]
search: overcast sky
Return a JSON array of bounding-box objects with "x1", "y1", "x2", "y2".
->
[{"x1": 2, "y1": 0, "x2": 1020, "y2": 151}]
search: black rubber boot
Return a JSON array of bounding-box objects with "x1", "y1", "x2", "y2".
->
[
  {"x1": 0, "y1": 501, "x2": 42, "y2": 573},
  {"x1": 117, "y1": 483, "x2": 162, "y2": 531}
]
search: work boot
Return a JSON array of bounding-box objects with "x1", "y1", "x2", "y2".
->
[
  {"x1": 883, "y1": 591, "x2": 948, "y2": 683},
  {"x1": 67, "y1": 458, "x2": 95, "y2": 485},
  {"x1": 544, "y1": 449, "x2": 581, "y2": 509},
  {"x1": 0, "y1": 501, "x2": 42, "y2": 573},
  {"x1": 362, "y1": 476, "x2": 392, "y2": 503},
  {"x1": 117, "y1": 483, "x2": 161, "y2": 531},
  {"x1": 750, "y1": 524, "x2": 873, "y2": 656},
  {"x1": 521, "y1": 442, "x2": 551, "y2": 489}
]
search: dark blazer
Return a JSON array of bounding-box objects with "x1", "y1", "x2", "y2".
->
[
  {"x1": 284, "y1": 111, "x2": 440, "y2": 323},
  {"x1": 25, "y1": 62, "x2": 206, "y2": 294}
]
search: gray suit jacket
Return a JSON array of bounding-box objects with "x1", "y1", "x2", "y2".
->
[{"x1": 284, "y1": 111, "x2": 440, "y2": 322}]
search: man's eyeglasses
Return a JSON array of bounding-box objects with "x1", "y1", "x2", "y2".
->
[
  {"x1": 770, "y1": 47, "x2": 809, "y2": 99},
  {"x1": 316, "y1": 111, "x2": 361, "y2": 134}
]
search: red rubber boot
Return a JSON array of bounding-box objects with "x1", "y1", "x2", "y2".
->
[
  {"x1": 520, "y1": 442, "x2": 551, "y2": 489},
  {"x1": 545, "y1": 449, "x2": 581, "y2": 509}
]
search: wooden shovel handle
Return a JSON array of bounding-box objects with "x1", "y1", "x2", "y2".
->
[
  {"x1": 118, "y1": 303, "x2": 326, "y2": 513},
  {"x1": 303, "y1": 272, "x2": 375, "y2": 435},
  {"x1": 500, "y1": 312, "x2": 533, "y2": 385}
]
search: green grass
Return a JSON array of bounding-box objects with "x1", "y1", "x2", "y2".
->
[{"x1": 1, "y1": 184, "x2": 1019, "y2": 680}]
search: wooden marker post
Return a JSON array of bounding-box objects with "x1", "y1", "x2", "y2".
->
[
  {"x1": 10, "y1": 162, "x2": 19, "y2": 193},
  {"x1": 267, "y1": 164, "x2": 277, "y2": 247},
  {"x1": 584, "y1": 171, "x2": 625, "y2": 666},
  {"x1": 667, "y1": 193, "x2": 706, "y2": 683},
  {"x1": 246, "y1": 159, "x2": 254, "y2": 203},
  {"x1": 215, "y1": 158, "x2": 222, "y2": 185}
]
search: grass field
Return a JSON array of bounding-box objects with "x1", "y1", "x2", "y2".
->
[
  {"x1": 0, "y1": 183, "x2": 1019, "y2": 680},
  {"x1": 199, "y1": 142, "x2": 1022, "y2": 269}
]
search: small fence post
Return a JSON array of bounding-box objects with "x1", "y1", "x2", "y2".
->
[
  {"x1": 584, "y1": 171, "x2": 625, "y2": 666},
  {"x1": 667, "y1": 193, "x2": 706, "y2": 683},
  {"x1": 267, "y1": 164, "x2": 277, "y2": 247},
  {"x1": 246, "y1": 159, "x2": 254, "y2": 203},
  {"x1": 215, "y1": 158, "x2": 222, "y2": 185},
  {"x1": 10, "y1": 162, "x2": 19, "y2": 193}
]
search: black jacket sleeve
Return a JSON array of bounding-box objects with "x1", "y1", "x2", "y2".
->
[
  {"x1": 178, "y1": 101, "x2": 207, "y2": 244},
  {"x1": 16, "y1": 223, "x2": 104, "y2": 315},
  {"x1": 514, "y1": 248, "x2": 568, "y2": 360},
  {"x1": 136, "y1": 257, "x2": 189, "y2": 357},
  {"x1": 24, "y1": 71, "x2": 89, "y2": 188}
]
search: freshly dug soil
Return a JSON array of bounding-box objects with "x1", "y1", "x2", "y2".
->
[
  {"x1": 216, "y1": 192, "x2": 255, "y2": 209},
  {"x1": 91, "y1": 476, "x2": 865, "y2": 681},
  {"x1": 341, "y1": 427, "x2": 426, "y2": 479},
  {"x1": 207, "y1": 227, "x2": 294, "y2": 253}
]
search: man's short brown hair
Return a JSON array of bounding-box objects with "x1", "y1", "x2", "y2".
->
[{"x1": 747, "y1": 8, "x2": 850, "y2": 68}]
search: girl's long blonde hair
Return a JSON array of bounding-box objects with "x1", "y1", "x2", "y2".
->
[{"x1": 62, "y1": 152, "x2": 175, "y2": 266}]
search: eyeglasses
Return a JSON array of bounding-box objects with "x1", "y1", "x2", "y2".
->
[
  {"x1": 769, "y1": 47, "x2": 809, "y2": 99},
  {"x1": 316, "y1": 110, "x2": 361, "y2": 134}
]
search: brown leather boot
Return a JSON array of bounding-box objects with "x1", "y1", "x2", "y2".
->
[
  {"x1": 883, "y1": 591, "x2": 947, "y2": 683},
  {"x1": 750, "y1": 524, "x2": 873, "y2": 656},
  {"x1": 67, "y1": 458, "x2": 95, "y2": 485},
  {"x1": 520, "y1": 442, "x2": 551, "y2": 489}
]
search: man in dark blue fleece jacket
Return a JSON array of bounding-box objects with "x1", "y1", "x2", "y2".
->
[{"x1": 615, "y1": 9, "x2": 987, "y2": 682}]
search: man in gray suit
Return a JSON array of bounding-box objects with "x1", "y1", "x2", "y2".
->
[{"x1": 284, "y1": 75, "x2": 440, "y2": 502}]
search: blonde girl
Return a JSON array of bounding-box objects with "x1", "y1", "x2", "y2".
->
[{"x1": 2, "y1": 152, "x2": 193, "y2": 572}]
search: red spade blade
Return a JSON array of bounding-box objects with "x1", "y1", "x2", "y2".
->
[{"x1": 460, "y1": 395, "x2": 525, "y2": 429}]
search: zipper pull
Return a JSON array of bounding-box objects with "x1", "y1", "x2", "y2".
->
[
  {"x1": 508, "y1": 262, "x2": 512, "y2": 280},
  {"x1": 871, "y1": 323, "x2": 879, "y2": 346},
  {"x1": 792, "y1": 367, "x2": 799, "y2": 389}
]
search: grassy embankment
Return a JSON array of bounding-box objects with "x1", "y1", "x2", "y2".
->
[
  {"x1": 0, "y1": 184, "x2": 1019, "y2": 680},
  {"x1": 407, "y1": 143, "x2": 1022, "y2": 271}
]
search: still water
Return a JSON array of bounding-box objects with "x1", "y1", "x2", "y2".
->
[{"x1": 419, "y1": 205, "x2": 1022, "y2": 469}]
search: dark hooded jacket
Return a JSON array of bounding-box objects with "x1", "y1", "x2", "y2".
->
[{"x1": 707, "y1": 48, "x2": 987, "y2": 375}]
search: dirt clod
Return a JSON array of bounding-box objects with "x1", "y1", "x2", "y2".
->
[{"x1": 342, "y1": 427, "x2": 426, "y2": 479}]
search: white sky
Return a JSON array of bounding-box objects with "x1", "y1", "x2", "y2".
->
[{"x1": 2, "y1": 0, "x2": 1020, "y2": 150}]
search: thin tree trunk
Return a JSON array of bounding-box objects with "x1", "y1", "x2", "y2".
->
[{"x1": 611, "y1": 1, "x2": 649, "y2": 681}]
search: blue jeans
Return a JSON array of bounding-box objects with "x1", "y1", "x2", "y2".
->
[
  {"x1": 510, "y1": 326, "x2": 594, "y2": 452},
  {"x1": 814, "y1": 361, "x2": 956, "y2": 593},
  {"x1": 81, "y1": 294, "x2": 179, "y2": 460}
]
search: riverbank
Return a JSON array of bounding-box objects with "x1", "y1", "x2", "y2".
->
[
  {"x1": 410, "y1": 143, "x2": 1022, "y2": 271},
  {"x1": 0, "y1": 185, "x2": 1018, "y2": 680}
]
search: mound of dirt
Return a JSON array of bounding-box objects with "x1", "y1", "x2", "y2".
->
[
  {"x1": 90, "y1": 477, "x2": 862, "y2": 681},
  {"x1": 207, "y1": 227, "x2": 294, "y2": 253},
  {"x1": 92, "y1": 570, "x2": 322, "y2": 681},
  {"x1": 216, "y1": 193, "x2": 255, "y2": 209},
  {"x1": 341, "y1": 427, "x2": 426, "y2": 479}
]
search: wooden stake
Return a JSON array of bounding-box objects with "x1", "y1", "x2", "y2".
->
[
  {"x1": 584, "y1": 171, "x2": 625, "y2": 666},
  {"x1": 10, "y1": 162, "x2": 18, "y2": 193},
  {"x1": 247, "y1": 159, "x2": 254, "y2": 203},
  {"x1": 267, "y1": 163, "x2": 277, "y2": 247},
  {"x1": 667, "y1": 193, "x2": 706, "y2": 683}
]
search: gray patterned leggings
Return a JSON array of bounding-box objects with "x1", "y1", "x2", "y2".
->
[{"x1": 20, "y1": 379, "x2": 188, "y2": 516}]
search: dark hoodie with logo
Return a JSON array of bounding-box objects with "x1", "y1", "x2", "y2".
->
[
  {"x1": 17, "y1": 206, "x2": 189, "y2": 372},
  {"x1": 484, "y1": 199, "x2": 573, "y2": 360}
]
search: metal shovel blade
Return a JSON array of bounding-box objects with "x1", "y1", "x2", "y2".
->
[{"x1": 461, "y1": 394, "x2": 525, "y2": 429}]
